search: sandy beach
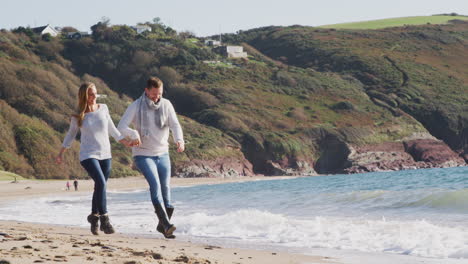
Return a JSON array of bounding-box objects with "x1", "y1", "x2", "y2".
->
[{"x1": 0, "y1": 176, "x2": 335, "y2": 264}]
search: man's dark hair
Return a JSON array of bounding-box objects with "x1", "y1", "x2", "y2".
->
[{"x1": 147, "y1": 77, "x2": 163, "y2": 89}]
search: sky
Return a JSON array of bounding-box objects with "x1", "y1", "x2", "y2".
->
[{"x1": 1, "y1": 0, "x2": 468, "y2": 37}]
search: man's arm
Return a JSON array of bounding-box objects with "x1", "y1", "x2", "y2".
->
[{"x1": 167, "y1": 101, "x2": 184, "y2": 152}]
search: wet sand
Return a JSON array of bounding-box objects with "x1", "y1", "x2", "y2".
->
[{"x1": 0, "y1": 176, "x2": 336, "y2": 264}]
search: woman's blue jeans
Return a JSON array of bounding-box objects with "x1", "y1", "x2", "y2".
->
[
  {"x1": 134, "y1": 153, "x2": 173, "y2": 209},
  {"x1": 80, "y1": 158, "x2": 111, "y2": 215}
]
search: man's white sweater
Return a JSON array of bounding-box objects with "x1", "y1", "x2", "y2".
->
[{"x1": 118, "y1": 98, "x2": 184, "y2": 157}]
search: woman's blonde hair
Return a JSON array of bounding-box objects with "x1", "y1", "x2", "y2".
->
[{"x1": 73, "y1": 82, "x2": 95, "y2": 127}]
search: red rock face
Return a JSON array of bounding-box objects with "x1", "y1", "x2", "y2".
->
[
  {"x1": 174, "y1": 156, "x2": 317, "y2": 177},
  {"x1": 175, "y1": 157, "x2": 255, "y2": 178},
  {"x1": 404, "y1": 139, "x2": 466, "y2": 165},
  {"x1": 172, "y1": 139, "x2": 465, "y2": 177},
  {"x1": 344, "y1": 139, "x2": 466, "y2": 174},
  {"x1": 264, "y1": 159, "x2": 317, "y2": 176}
]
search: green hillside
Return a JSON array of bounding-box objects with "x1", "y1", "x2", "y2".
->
[
  {"x1": 0, "y1": 28, "x2": 247, "y2": 179},
  {"x1": 1, "y1": 18, "x2": 467, "y2": 178},
  {"x1": 320, "y1": 15, "x2": 468, "y2": 29},
  {"x1": 223, "y1": 20, "x2": 468, "y2": 157},
  {"x1": 0, "y1": 170, "x2": 24, "y2": 181}
]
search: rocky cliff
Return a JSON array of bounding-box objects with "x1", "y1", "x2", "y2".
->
[{"x1": 345, "y1": 135, "x2": 466, "y2": 174}]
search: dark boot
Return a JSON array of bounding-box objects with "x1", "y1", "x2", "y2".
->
[
  {"x1": 99, "y1": 214, "x2": 115, "y2": 234},
  {"x1": 157, "y1": 207, "x2": 175, "y2": 238},
  {"x1": 87, "y1": 214, "x2": 99, "y2": 235},
  {"x1": 154, "y1": 204, "x2": 176, "y2": 238}
]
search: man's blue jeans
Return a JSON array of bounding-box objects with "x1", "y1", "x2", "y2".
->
[
  {"x1": 134, "y1": 153, "x2": 173, "y2": 209},
  {"x1": 80, "y1": 158, "x2": 111, "y2": 215}
]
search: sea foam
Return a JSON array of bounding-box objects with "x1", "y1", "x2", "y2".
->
[
  {"x1": 174, "y1": 209, "x2": 468, "y2": 259},
  {"x1": 1, "y1": 167, "x2": 467, "y2": 262}
]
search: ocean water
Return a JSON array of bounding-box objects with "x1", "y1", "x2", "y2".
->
[{"x1": 1, "y1": 167, "x2": 467, "y2": 263}]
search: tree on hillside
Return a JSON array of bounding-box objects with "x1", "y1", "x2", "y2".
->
[
  {"x1": 178, "y1": 31, "x2": 196, "y2": 39},
  {"x1": 108, "y1": 25, "x2": 137, "y2": 42},
  {"x1": 159, "y1": 66, "x2": 182, "y2": 88},
  {"x1": 61, "y1": 26, "x2": 79, "y2": 33},
  {"x1": 152, "y1": 17, "x2": 161, "y2": 24},
  {"x1": 165, "y1": 27, "x2": 177, "y2": 36},
  {"x1": 12, "y1": 26, "x2": 34, "y2": 38},
  {"x1": 36, "y1": 39, "x2": 64, "y2": 60},
  {"x1": 91, "y1": 17, "x2": 111, "y2": 41},
  {"x1": 41, "y1": 33, "x2": 52, "y2": 42}
]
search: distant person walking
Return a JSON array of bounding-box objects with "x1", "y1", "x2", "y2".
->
[
  {"x1": 66, "y1": 181, "x2": 71, "y2": 191},
  {"x1": 73, "y1": 180, "x2": 79, "y2": 191},
  {"x1": 55, "y1": 82, "x2": 133, "y2": 235},
  {"x1": 118, "y1": 76, "x2": 184, "y2": 239}
]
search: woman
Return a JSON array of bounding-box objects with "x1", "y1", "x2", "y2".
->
[{"x1": 56, "y1": 82, "x2": 131, "y2": 235}]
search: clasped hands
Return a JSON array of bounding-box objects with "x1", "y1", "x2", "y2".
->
[
  {"x1": 120, "y1": 139, "x2": 183, "y2": 152},
  {"x1": 119, "y1": 138, "x2": 141, "y2": 147}
]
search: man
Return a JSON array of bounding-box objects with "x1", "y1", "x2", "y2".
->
[{"x1": 118, "y1": 77, "x2": 184, "y2": 238}]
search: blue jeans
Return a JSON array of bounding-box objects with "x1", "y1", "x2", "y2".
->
[
  {"x1": 80, "y1": 158, "x2": 111, "y2": 215},
  {"x1": 134, "y1": 153, "x2": 173, "y2": 209}
]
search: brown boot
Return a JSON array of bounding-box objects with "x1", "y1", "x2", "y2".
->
[
  {"x1": 99, "y1": 214, "x2": 115, "y2": 234},
  {"x1": 87, "y1": 214, "x2": 99, "y2": 235}
]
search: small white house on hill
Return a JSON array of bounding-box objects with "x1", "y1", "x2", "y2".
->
[
  {"x1": 214, "y1": 45, "x2": 248, "y2": 58},
  {"x1": 67, "y1": 32, "x2": 91, "y2": 39},
  {"x1": 226, "y1": 46, "x2": 247, "y2": 58},
  {"x1": 205, "y1": 39, "x2": 221, "y2": 46},
  {"x1": 131, "y1": 25, "x2": 152, "y2": 34},
  {"x1": 32, "y1": 24, "x2": 59, "y2": 37}
]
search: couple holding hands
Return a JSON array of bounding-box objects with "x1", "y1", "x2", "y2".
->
[{"x1": 56, "y1": 77, "x2": 183, "y2": 239}]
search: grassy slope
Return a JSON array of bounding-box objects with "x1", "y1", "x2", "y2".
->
[
  {"x1": 235, "y1": 21, "x2": 468, "y2": 152},
  {"x1": 320, "y1": 15, "x2": 468, "y2": 29},
  {"x1": 58, "y1": 21, "x2": 462, "y2": 174},
  {"x1": 2, "y1": 20, "x2": 466, "y2": 177},
  {"x1": 0, "y1": 31, "x2": 246, "y2": 179},
  {"x1": 173, "y1": 56, "x2": 427, "y2": 174},
  {"x1": 0, "y1": 170, "x2": 25, "y2": 181}
]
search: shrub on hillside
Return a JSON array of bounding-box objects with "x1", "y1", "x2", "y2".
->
[
  {"x1": 131, "y1": 50, "x2": 153, "y2": 68},
  {"x1": 276, "y1": 71, "x2": 297, "y2": 87},
  {"x1": 12, "y1": 27, "x2": 34, "y2": 38},
  {"x1": 295, "y1": 74, "x2": 322, "y2": 92},
  {"x1": 14, "y1": 124, "x2": 67, "y2": 179},
  {"x1": 0, "y1": 42, "x2": 31, "y2": 61},
  {"x1": 36, "y1": 40, "x2": 63, "y2": 61},
  {"x1": 195, "y1": 109, "x2": 248, "y2": 134},
  {"x1": 171, "y1": 50, "x2": 197, "y2": 65},
  {"x1": 169, "y1": 84, "x2": 219, "y2": 115},
  {"x1": 331, "y1": 101, "x2": 355, "y2": 111},
  {"x1": 159, "y1": 66, "x2": 182, "y2": 88},
  {"x1": 263, "y1": 132, "x2": 303, "y2": 160},
  {"x1": 187, "y1": 46, "x2": 217, "y2": 61},
  {"x1": 286, "y1": 107, "x2": 308, "y2": 121},
  {"x1": 0, "y1": 103, "x2": 35, "y2": 176},
  {"x1": 41, "y1": 33, "x2": 52, "y2": 42}
]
